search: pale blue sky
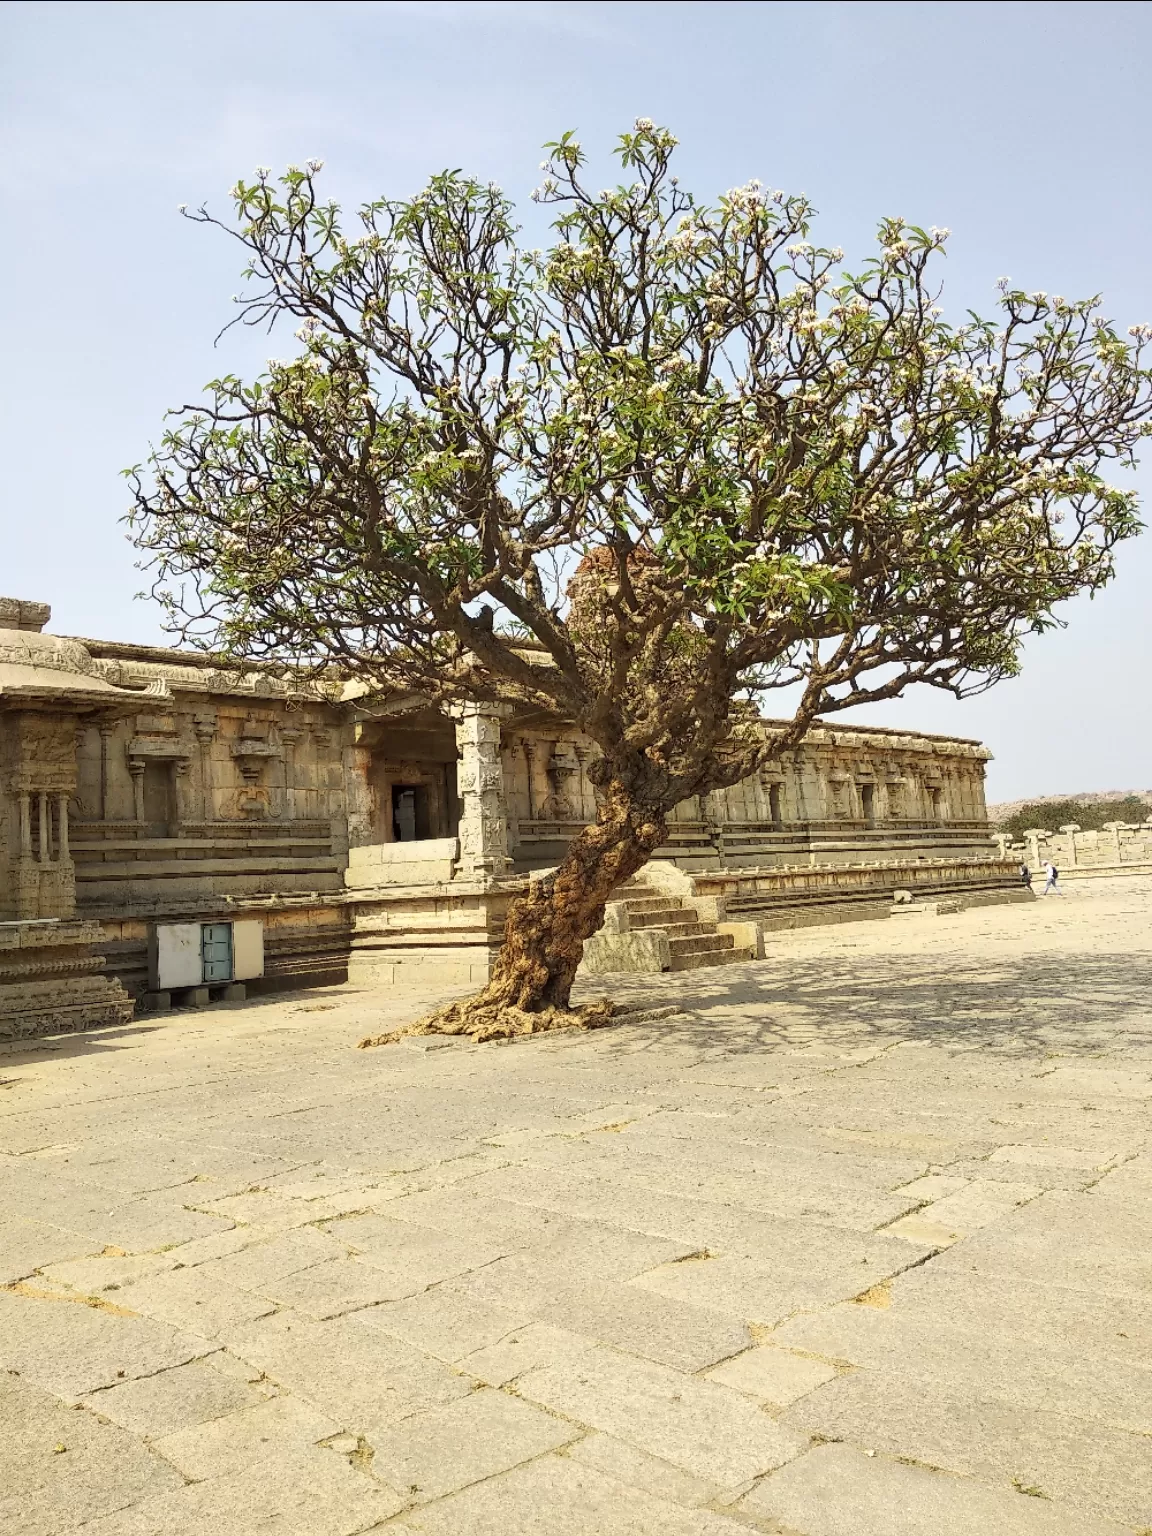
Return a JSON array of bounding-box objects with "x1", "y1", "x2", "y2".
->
[{"x1": 1, "y1": 0, "x2": 1149, "y2": 800}]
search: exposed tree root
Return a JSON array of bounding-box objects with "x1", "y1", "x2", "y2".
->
[{"x1": 357, "y1": 995, "x2": 618, "y2": 1048}]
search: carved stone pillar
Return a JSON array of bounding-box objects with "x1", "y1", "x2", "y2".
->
[
  {"x1": 521, "y1": 740, "x2": 537, "y2": 820},
  {"x1": 193, "y1": 713, "x2": 217, "y2": 823},
  {"x1": 98, "y1": 723, "x2": 114, "y2": 819},
  {"x1": 280, "y1": 725, "x2": 302, "y2": 821},
  {"x1": 56, "y1": 793, "x2": 70, "y2": 862},
  {"x1": 173, "y1": 761, "x2": 189, "y2": 834},
  {"x1": 38, "y1": 791, "x2": 50, "y2": 862},
  {"x1": 18, "y1": 792, "x2": 31, "y2": 858},
  {"x1": 128, "y1": 758, "x2": 146, "y2": 823},
  {"x1": 453, "y1": 703, "x2": 511, "y2": 880},
  {"x1": 573, "y1": 744, "x2": 593, "y2": 823}
]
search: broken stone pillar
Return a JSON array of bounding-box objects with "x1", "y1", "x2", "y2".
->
[
  {"x1": 452, "y1": 703, "x2": 512, "y2": 880},
  {"x1": 1102, "y1": 821, "x2": 1125, "y2": 864},
  {"x1": 1023, "y1": 829, "x2": 1047, "y2": 870},
  {"x1": 1058, "y1": 823, "x2": 1081, "y2": 867}
]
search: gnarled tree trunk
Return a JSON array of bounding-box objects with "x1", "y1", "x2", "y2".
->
[{"x1": 360, "y1": 780, "x2": 667, "y2": 1044}]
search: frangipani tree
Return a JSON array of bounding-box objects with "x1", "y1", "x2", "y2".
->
[{"x1": 130, "y1": 121, "x2": 1151, "y2": 1038}]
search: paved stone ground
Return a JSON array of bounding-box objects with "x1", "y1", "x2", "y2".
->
[{"x1": 2, "y1": 875, "x2": 1151, "y2": 1536}]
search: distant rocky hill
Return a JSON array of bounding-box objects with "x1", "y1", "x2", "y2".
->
[{"x1": 988, "y1": 789, "x2": 1152, "y2": 831}]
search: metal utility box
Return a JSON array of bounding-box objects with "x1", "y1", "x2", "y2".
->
[{"x1": 151, "y1": 919, "x2": 264, "y2": 990}]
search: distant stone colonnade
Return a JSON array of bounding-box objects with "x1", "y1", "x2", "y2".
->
[{"x1": 995, "y1": 820, "x2": 1152, "y2": 873}]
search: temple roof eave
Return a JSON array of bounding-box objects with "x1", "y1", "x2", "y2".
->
[{"x1": 0, "y1": 664, "x2": 144, "y2": 710}]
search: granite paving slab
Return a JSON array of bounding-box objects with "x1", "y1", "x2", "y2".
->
[
  {"x1": 515, "y1": 1343, "x2": 810, "y2": 1488},
  {"x1": 391, "y1": 1452, "x2": 750, "y2": 1533},
  {"x1": 739, "y1": 1443, "x2": 1135, "y2": 1535},
  {"x1": 0, "y1": 1372, "x2": 183, "y2": 1536}
]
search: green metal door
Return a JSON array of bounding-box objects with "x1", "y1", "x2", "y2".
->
[{"x1": 201, "y1": 923, "x2": 233, "y2": 983}]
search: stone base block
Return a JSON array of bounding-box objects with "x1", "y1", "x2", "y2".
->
[
  {"x1": 139, "y1": 991, "x2": 172, "y2": 1012},
  {"x1": 220, "y1": 983, "x2": 247, "y2": 1002},
  {"x1": 348, "y1": 945, "x2": 497, "y2": 993},
  {"x1": 176, "y1": 986, "x2": 211, "y2": 1008},
  {"x1": 717, "y1": 920, "x2": 764, "y2": 959},
  {"x1": 579, "y1": 930, "x2": 671, "y2": 976}
]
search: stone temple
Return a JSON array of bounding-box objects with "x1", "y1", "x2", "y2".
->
[{"x1": 0, "y1": 596, "x2": 1026, "y2": 1036}]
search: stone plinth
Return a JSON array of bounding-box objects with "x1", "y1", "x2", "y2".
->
[
  {"x1": 347, "y1": 880, "x2": 521, "y2": 992},
  {"x1": 0, "y1": 919, "x2": 134, "y2": 1039}
]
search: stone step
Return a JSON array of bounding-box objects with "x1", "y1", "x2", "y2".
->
[
  {"x1": 667, "y1": 932, "x2": 735, "y2": 957},
  {"x1": 627, "y1": 907, "x2": 696, "y2": 929},
  {"x1": 622, "y1": 897, "x2": 685, "y2": 918},
  {"x1": 670, "y1": 944, "x2": 756, "y2": 972},
  {"x1": 627, "y1": 910, "x2": 706, "y2": 936}
]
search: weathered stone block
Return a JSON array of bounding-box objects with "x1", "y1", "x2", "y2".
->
[
  {"x1": 344, "y1": 837, "x2": 459, "y2": 888},
  {"x1": 716, "y1": 919, "x2": 764, "y2": 958},
  {"x1": 579, "y1": 929, "x2": 670, "y2": 975}
]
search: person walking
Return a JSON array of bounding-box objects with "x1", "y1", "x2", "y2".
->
[
  {"x1": 1042, "y1": 860, "x2": 1062, "y2": 895},
  {"x1": 1019, "y1": 861, "x2": 1032, "y2": 889}
]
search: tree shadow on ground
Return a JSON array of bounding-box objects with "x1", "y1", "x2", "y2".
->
[{"x1": 578, "y1": 949, "x2": 1152, "y2": 1063}]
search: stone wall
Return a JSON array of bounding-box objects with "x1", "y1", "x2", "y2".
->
[
  {"x1": 67, "y1": 649, "x2": 352, "y2": 917},
  {"x1": 505, "y1": 720, "x2": 992, "y2": 874}
]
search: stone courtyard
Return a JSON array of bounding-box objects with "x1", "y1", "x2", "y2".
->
[{"x1": 2, "y1": 874, "x2": 1150, "y2": 1535}]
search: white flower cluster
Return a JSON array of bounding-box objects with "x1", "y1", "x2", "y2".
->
[
  {"x1": 1128, "y1": 324, "x2": 1152, "y2": 341},
  {"x1": 306, "y1": 158, "x2": 324, "y2": 173},
  {"x1": 724, "y1": 179, "x2": 763, "y2": 212},
  {"x1": 634, "y1": 117, "x2": 655, "y2": 131},
  {"x1": 828, "y1": 296, "x2": 870, "y2": 318},
  {"x1": 666, "y1": 223, "x2": 700, "y2": 254}
]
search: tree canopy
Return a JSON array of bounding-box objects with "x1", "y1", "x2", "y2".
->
[
  {"x1": 129, "y1": 121, "x2": 1152, "y2": 1035},
  {"x1": 998, "y1": 795, "x2": 1151, "y2": 839}
]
